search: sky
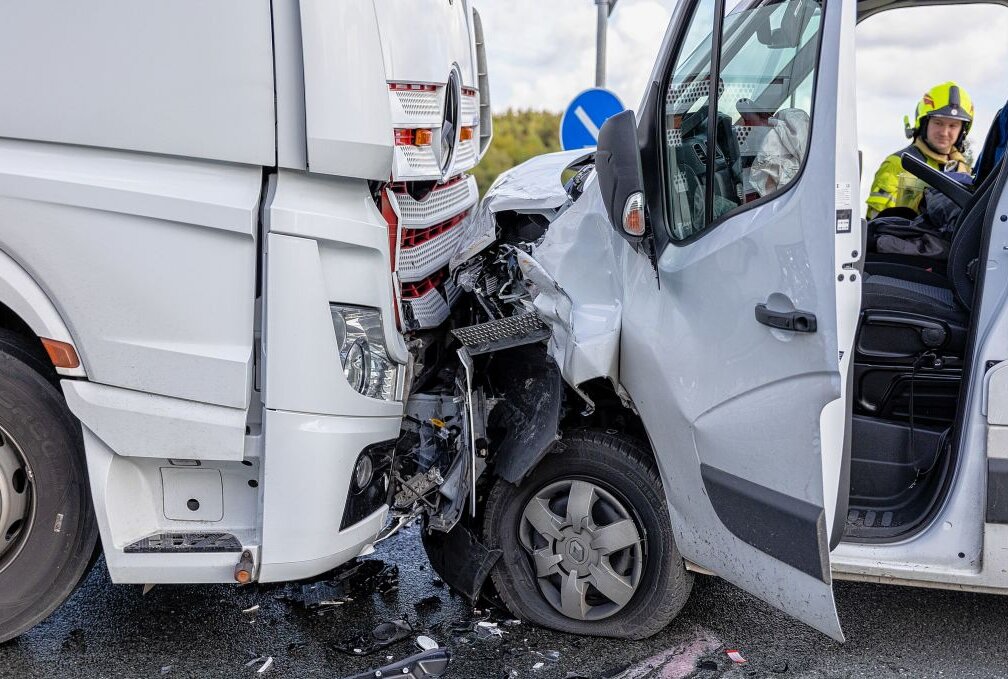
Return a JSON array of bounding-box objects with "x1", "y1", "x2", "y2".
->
[{"x1": 477, "y1": 1, "x2": 1008, "y2": 210}]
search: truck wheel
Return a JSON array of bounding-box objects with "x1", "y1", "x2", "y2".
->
[
  {"x1": 483, "y1": 431, "x2": 693, "y2": 639},
  {"x1": 0, "y1": 349, "x2": 97, "y2": 643}
]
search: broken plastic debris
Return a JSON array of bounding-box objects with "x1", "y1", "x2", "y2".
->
[
  {"x1": 416, "y1": 635, "x2": 438, "y2": 651},
  {"x1": 242, "y1": 604, "x2": 260, "y2": 614},
  {"x1": 532, "y1": 650, "x2": 560, "y2": 663},
  {"x1": 256, "y1": 657, "x2": 274, "y2": 675},
  {"x1": 341, "y1": 648, "x2": 451, "y2": 679},
  {"x1": 335, "y1": 619, "x2": 414, "y2": 656},
  {"x1": 159, "y1": 666, "x2": 173, "y2": 675},
  {"x1": 244, "y1": 656, "x2": 266, "y2": 668},
  {"x1": 532, "y1": 662, "x2": 545, "y2": 671},
  {"x1": 726, "y1": 649, "x2": 747, "y2": 664},
  {"x1": 474, "y1": 621, "x2": 504, "y2": 639}
]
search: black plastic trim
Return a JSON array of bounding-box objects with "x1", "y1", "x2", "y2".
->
[
  {"x1": 701, "y1": 463, "x2": 829, "y2": 582},
  {"x1": 340, "y1": 439, "x2": 396, "y2": 530},
  {"x1": 987, "y1": 458, "x2": 1008, "y2": 523}
]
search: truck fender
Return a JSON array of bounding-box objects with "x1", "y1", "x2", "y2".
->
[
  {"x1": 486, "y1": 346, "x2": 563, "y2": 484},
  {"x1": 0, "y1": 248, "x2": 85, "y2": 377}
]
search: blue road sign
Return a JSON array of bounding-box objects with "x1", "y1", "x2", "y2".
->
[{"x1": 560, "y1": 88, "x2": 625, "y2": 151}]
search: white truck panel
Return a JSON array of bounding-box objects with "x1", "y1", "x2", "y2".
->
[
  {"x1": 63, "y1": 381, "x2": 247, "y2": 463},
  {"x1": 0, "y1": 139, "x2": 259, "y2": 409},
  {"x1": 299, "y1": 0, "x2": 480, "y2": 180},
  {"x1": 300, "y1": 0, "x2": 395, "y2": 180},
  {"x1": 258, "y1": 409, "x2": 396, "y2": 582},
  {"x1": 374, "y1": 0, "x2": 478, "y2": 87},
  {"x1": 272, "y1": 0, "x2": 309, "y2": 170},
  {"x1": 83, "y1": 429, "x2": 261, "y2": 584},
  {"x1": 0, "y1": 248, "x2": 85, "y2": 377},
  {"x1": 0, "y1": 1, "x2": 275, "y2": 166}
]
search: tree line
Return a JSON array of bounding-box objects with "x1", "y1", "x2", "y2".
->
[{"x1": 473, "y1": 109, "x2": 562, "y2": 195}]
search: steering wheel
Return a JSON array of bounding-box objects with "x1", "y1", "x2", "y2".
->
[{"x1": 900, "y1": 153, "x2": 972, "y2": 208}]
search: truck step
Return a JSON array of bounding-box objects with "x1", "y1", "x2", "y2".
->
[
  {"x1": 124, "y1": 532, "x2": 243, "y2": 554},
  {"x1": 451, "y1": 311, "x2": 550, "y2": 356}
]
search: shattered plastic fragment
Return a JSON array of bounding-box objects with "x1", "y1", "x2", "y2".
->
[
  {"x1": 726, "y1": 650, "x2": 747, "y2": 664},
  {"x1": 256, "y1": 657, "x2": 274, "y2": 675},
  {"x1": 160, "y1": 666, "x2": 173, "y2": 675},
  {"x1": 533, "y1": 650, "x2": 560, "y2": 663},
  {"x1": 242, "y1": 604, "x2": 260, "y2": 614},
  {"x1": 335, "y1": 619, "x2": 414, "y2": 656},
  {"x1": 416, "y1": 636, "x2": 438, "y2": 651},
  {"x1": 341, "y1": 648, "x2": 451, "y2": 679},
  {"x1": 532, "y1": 662, "x2": 545, "y2": 671}
]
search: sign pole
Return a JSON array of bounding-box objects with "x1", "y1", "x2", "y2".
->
[{"x1": 595, "y1": 0, "x2": 608, "y2": 88}]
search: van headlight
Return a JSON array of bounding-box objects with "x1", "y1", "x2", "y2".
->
[{"x1": 330, "y1": 304, "x2": 398, "y2": 401}]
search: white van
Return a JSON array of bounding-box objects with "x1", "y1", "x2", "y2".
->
[{"x1": 426, "y1": 0, "x2": 1008, "y2": 642}]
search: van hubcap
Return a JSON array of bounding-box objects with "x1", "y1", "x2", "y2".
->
[
  {"x1": 519, "y1": 479, "x2": 644, "y2": 621},
  {"x1": 0, "y1": 428, "x2": 32, "y2": 573}
]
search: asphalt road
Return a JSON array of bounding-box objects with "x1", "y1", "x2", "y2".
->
[{"x1": 3, "y1": 524, "x2": 1008, "y2": 679}]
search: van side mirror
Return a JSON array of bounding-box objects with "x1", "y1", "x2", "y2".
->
[{"x1": 596, "y1": 110, "x2": 647, "y2": 248}]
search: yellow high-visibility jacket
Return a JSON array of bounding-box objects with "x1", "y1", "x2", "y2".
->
[{"x1": 866, "y1": 138, "x2": 971, "y2": 219}]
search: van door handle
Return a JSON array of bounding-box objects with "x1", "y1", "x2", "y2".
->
[{"x1": 754, "y1": 303, "x2": 817, "y2": 333}]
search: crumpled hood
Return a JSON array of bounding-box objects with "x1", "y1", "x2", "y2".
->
[
  {"x1": 450, "y1": 149, "x2": 593, "y2": 268},
  {"x1": 520, "y1": 175, "x2": 626, "y2": 391}
]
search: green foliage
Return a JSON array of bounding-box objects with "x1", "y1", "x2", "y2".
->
[{"x1": 473, "y1": 109, "x2": 562, "y2": 195}]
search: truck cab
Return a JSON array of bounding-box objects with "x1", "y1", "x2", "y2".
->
[{"x1": 0, "y1": 0, "x2": 490, "y2": 642}]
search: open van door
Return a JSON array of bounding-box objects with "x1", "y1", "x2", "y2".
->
[{"x1": 616, "y1": 0, "x2": 860, "y2": 639}]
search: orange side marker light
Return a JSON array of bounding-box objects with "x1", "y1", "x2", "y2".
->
[{"x1": 40, "y1": 338, "x2": 80, "y2": 369}]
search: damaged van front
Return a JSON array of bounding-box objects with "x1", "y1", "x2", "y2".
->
[{"x1": 404, "y1": 0, "x2": 863, "y2": 642}]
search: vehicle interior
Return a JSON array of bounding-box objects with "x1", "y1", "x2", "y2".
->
[{"x1": 664, "y1": 0, "x2": 1008, "y2": 542}]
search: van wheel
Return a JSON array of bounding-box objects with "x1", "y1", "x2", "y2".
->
[
  {"x1": 0, "y1": 349, "x2": 97, "y2": 643},
  {"x1": 483, "y1": 431, "x2": 693, "y2": 639}
]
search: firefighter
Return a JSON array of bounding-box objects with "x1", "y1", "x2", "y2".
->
[{"x1": 866, "y1": 82, "x2": 975, "y2": 219}]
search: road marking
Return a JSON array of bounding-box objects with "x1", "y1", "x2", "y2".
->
[{"x1": 574, "y1": 106, "x2": 601, "y2": 141}]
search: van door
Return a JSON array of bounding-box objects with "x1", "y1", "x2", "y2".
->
[{"x1": 619, "y1": 0, "x2": 860, "y2": 639}]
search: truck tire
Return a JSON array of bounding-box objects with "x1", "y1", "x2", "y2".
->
[
  {"x1": 483, "y1": 431, "x2": 693, "y2": 639},
  {"x1": 0, "y1": 348, "x2": 97, "y2": 643}
]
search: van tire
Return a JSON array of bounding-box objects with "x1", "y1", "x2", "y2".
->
[
  {"x1": 0, "y1": 349, "x2": 97, "y2": 644},
  {"x1": 483, "y1": 431, "x2": 693, "y2": 639}
]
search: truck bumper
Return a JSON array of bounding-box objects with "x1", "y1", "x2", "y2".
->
[{"x1": 257, "y1": 408, "x2": 399, "y2": 582}]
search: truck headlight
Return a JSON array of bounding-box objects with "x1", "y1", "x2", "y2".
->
[{"x1": 330, "y1": 304, "x2": 398, "y2": 401}]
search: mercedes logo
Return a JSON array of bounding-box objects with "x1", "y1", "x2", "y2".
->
[{"x1": 434, "y1": 69, "x2": 461, "y2": 181}]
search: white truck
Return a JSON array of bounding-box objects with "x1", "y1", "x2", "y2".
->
[{"x1": 0, "y1": 0, "x2": 491, "y2": 642}]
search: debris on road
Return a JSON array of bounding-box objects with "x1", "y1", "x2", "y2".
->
[
  {"x1": 283, "y1": 559, "x2": 401, "y2": 612},
  {"x1": 256, "y1": 656, "x2": 274, "y2": 675},
  {"x1": 726, "y1": 649, "x2": 747, "y2": 664},
  {"x1": 335, "y1": 619, "x2": 414, "y2": 656},
  {"x1": 340, "y1": 648, "x2": 451, "y2": 679},
  {"x1": 416, "y1": 635, "x2": 439, "y2": 651},
  {"x1": 242, "y1": 604, "x2": 260, "y2": 615}
]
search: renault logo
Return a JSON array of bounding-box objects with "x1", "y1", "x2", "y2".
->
[{"x1": 433, "y1": 69, "x2": 461, "y2": 181}]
